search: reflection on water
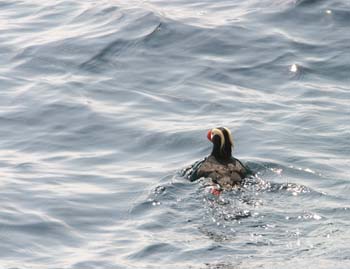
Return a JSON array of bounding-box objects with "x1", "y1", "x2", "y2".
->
[{"x1": 1, "y1": 0, "x2": 350, "y2": 268}]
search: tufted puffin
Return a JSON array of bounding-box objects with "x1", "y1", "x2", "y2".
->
[{"x1": 183, "y1": 127, "x2": 251, "y2": 191}]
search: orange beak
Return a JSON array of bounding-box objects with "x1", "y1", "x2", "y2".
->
[{"x1": 207, "y1": 130, "x2": 212, "y2": 142}]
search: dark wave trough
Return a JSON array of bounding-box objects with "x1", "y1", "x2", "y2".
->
[{"x1": 1, "y1": 0, "x2": 349, "y2": 268}]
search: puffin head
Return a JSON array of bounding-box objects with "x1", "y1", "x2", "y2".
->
[{"x1": 207, "y1": 127, "x2": 234, "y2": 161}]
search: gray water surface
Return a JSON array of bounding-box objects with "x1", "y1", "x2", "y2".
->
[{"x1": 1, "y1": 0, "x2": 350, "y2": 268}]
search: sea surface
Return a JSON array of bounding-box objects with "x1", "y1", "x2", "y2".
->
[{"x1": 1, "y1": 0, "x2": 350, "y2": 268}]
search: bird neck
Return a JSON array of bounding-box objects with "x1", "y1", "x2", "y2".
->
[{"x1": 211, "y1": 143, "x2": 232, "y2": 162}]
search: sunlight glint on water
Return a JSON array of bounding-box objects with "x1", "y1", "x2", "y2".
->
[{"x1": 0, "y1": 0, "x2": 350, "y2": 268}]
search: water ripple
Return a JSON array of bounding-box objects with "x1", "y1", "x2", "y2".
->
[{"x1": 1, "y1": 0, "x2": 350, "y2": 268}]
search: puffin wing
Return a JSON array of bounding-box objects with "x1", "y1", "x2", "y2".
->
[
  {"x1": 182, "y1": 158, "x2": 207, "y2": 182},
  {"x1": 232, "y1": 157, "x2": 253, "y2": 178}
]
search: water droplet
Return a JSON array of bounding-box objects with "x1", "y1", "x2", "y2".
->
[
  {"x1": 290, "y1": 64, "x2": 298, "y2": 73},
  {"x1": 313, "y1": 214, "x2": 322, "y2": 220}
]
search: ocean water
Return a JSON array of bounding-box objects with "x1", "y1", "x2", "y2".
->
[{"x1": 1, "y1": 0, "x2": 349, "y2": 268}]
